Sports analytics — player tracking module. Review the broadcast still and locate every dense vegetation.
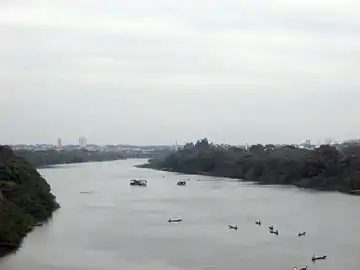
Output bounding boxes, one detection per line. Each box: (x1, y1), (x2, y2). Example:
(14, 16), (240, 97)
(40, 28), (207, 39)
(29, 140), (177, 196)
(14, 149), (126, 168)
(0, 146), (59, 257)
(141, 138), (360, 193)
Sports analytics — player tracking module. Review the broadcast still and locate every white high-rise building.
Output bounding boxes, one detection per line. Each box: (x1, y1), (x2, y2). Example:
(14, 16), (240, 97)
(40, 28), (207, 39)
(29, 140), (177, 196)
(78, 136), (87, 147)
(57, 138), (62, 147)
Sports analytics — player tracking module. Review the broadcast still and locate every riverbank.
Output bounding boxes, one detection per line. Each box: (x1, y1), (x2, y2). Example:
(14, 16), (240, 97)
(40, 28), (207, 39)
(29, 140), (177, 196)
(138, 138), (360, 195)
(0, 146), (59, 258)
(138, 163), (344, 194)
(36, 159), (125, 169)
(14, 149), (126, 168)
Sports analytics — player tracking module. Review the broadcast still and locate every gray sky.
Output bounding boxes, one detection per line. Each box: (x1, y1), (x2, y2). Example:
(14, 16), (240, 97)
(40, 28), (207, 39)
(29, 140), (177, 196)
(1, 0), (360, 145)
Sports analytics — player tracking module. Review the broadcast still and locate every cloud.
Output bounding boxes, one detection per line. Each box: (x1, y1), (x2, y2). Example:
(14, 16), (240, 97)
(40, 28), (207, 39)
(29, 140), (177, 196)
(0, 0), (359, 144)
(0, 5), (192, 36)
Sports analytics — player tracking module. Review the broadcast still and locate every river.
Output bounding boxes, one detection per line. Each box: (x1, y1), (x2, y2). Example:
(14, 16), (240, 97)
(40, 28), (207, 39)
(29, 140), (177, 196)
(1, 159), (359, 270)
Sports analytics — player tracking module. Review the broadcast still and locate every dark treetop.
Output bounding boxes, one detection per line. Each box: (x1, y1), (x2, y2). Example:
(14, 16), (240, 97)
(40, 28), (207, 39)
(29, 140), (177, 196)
(140, 138), (360, 193)
(0, 145), (59, 257)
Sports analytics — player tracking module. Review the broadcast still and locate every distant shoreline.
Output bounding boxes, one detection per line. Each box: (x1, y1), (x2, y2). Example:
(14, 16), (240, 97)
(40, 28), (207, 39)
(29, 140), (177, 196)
(137, 138), (360, 196)
(13, 148), (170, 169)
(14, 149), (127, 168)
(36, 159), (128, 169)
(143, 165), (360, 198)
(136, 163), (349, 194)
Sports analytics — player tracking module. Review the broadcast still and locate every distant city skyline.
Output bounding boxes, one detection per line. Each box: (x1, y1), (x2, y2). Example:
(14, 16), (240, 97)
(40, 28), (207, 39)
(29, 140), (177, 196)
(4, 136), (347, 147)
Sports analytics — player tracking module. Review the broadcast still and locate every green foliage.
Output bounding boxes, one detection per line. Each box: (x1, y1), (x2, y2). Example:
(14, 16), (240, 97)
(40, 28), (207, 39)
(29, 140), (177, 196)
(0, 146), (59, 257)
(0, 201), (34, 248)
(14, 149), (125, 167)
(144, 138), (360, 193)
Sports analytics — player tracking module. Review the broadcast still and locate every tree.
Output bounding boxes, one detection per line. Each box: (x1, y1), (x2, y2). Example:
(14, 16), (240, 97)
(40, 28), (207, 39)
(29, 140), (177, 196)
(143, 139), (360, 193)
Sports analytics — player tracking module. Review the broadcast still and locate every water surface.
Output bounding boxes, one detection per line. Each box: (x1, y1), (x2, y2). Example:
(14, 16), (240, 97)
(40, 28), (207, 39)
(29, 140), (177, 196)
(1, 159), (359, 270)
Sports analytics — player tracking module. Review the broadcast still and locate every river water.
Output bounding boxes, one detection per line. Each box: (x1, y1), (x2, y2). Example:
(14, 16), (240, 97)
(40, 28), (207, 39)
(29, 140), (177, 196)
(1, 159), (359, 270)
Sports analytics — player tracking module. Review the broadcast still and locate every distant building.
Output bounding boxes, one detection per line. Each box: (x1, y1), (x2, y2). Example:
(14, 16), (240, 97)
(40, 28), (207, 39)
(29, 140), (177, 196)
(57, 138), (62, 148)
(244, 143), (249, 151)
(325, 138), (333, 145)
(298, 139), (315, 150)
(78, 136), (87, 148)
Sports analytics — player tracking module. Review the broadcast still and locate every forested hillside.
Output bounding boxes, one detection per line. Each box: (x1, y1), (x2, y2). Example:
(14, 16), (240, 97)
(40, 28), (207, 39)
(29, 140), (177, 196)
(0, 145), (59, 257)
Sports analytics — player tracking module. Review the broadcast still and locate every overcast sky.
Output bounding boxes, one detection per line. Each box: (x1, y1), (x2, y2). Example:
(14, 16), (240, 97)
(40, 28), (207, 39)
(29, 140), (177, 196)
(0, 0), (359, 145)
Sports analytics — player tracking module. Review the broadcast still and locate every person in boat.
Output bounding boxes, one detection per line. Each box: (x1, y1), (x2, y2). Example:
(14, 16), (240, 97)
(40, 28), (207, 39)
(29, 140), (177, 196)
(177, 180), (186, 186)
(311, 254), (327, 261)
(228, 225), (238, 230)
(294, 266), (307, 270)
(130, 179), (147, 186)
(168, 218), (182, 223)
(298, 232), (306, 237)
(255, 220), (261, 225)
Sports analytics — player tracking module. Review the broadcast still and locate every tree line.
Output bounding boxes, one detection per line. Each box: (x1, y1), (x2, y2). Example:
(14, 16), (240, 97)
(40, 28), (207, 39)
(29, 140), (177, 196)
(142, 138), (360, 193)
(14, 149), (126, 167)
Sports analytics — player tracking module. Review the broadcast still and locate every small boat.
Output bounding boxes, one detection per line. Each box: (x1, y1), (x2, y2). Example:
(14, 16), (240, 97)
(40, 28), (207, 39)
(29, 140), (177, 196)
(228, 225), (238, 230)
(255, 220), (261, 226)
(311, 254), (327, 262)
(298, 232), (307, 237)
(130, 179), (147, 186)
(349, 189), (360, 195)
(270, 229), (279, 235)
(177, 180), (186, 186)
(168, 218), (183, 223)
(294, 266), (307, 270)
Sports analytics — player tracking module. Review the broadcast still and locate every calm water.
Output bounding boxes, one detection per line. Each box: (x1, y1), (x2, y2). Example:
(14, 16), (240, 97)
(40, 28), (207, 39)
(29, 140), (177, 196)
(1, 159), (360, 270)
